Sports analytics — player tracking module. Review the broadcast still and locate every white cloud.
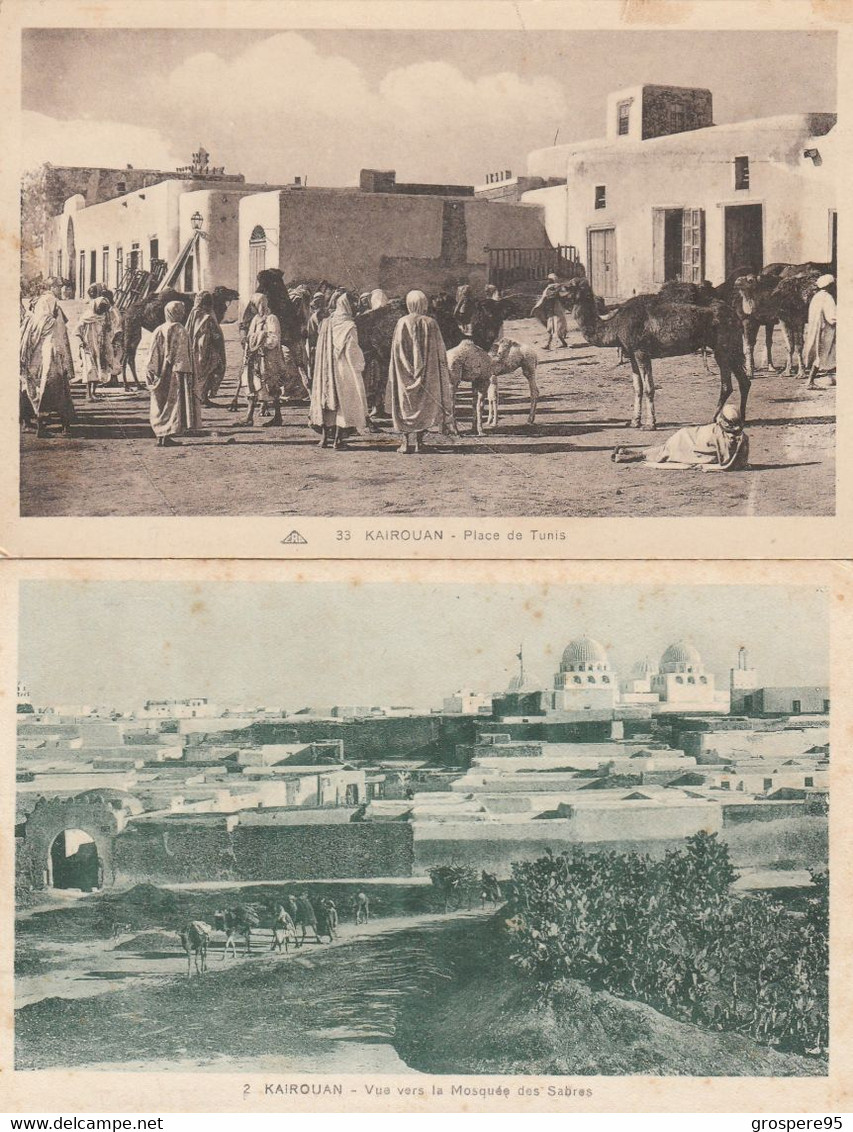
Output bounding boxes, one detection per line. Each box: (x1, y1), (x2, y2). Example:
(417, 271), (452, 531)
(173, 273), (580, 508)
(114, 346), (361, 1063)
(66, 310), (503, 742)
(22, 110), (181, 172)
(158, 34), (567, 183)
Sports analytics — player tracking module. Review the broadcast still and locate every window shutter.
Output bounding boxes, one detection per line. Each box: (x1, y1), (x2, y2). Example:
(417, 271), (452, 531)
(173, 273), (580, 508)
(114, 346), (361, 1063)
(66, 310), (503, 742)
(682, 208), (705, 282)
(652, 209), (666, 284)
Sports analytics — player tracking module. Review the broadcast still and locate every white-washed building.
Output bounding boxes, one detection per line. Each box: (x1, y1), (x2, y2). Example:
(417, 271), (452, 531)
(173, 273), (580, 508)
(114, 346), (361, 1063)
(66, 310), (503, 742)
(523, 84), (837, 301)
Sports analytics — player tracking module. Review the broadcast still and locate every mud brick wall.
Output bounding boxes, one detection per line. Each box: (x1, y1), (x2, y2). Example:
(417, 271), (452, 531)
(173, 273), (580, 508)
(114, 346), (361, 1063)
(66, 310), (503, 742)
(189, 715), (477, 764)
(114, 820), (414, 884)
(642, 87), (713, 140)
(722, 801), (806, 825)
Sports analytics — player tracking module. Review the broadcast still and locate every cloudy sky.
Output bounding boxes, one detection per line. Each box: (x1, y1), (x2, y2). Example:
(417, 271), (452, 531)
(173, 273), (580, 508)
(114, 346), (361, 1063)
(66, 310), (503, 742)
(22, 29), (836, 185)
(19, 582), (828, 711)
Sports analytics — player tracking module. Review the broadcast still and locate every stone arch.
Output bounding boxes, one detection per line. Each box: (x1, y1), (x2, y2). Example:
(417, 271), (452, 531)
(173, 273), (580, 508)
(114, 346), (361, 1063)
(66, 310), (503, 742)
(19, 797), (121, 892)
(48, 828), (101, 890)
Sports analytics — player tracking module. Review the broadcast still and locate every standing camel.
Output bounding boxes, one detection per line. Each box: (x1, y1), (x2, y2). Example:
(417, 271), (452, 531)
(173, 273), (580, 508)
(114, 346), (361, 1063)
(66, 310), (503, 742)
(561, 277), (750, 430)
(179, 921), (211, 976)
(214, 906), (256, 959)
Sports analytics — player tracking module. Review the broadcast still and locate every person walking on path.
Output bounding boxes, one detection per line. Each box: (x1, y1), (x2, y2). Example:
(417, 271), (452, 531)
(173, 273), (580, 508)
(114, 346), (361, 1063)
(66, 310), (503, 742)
(804, 273), (836, 389)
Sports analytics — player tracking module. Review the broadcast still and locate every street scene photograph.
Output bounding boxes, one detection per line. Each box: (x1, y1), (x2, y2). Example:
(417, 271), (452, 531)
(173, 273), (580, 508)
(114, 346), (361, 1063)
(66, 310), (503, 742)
(15, 578), (829, 1077)
(18, 26), (837, 519)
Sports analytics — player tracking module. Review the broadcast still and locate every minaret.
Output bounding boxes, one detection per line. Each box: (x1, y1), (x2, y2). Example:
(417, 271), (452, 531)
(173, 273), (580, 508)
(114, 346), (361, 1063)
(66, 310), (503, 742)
(516, 644), (524, 689)
(730, 646), (758, 691)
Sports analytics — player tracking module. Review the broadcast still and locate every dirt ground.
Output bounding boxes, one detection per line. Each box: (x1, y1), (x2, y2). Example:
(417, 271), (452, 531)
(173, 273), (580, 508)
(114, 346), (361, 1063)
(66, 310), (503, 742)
(20, 305), (835, 518)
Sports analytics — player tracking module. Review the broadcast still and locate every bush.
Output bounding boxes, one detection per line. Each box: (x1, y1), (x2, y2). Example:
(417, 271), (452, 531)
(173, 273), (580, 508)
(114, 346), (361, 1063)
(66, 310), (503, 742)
(506, 833), (827, 1056)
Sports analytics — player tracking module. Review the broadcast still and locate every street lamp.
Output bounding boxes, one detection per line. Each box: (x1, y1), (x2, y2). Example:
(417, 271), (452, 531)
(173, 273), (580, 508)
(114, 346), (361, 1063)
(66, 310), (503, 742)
(190, 211), (204, 232)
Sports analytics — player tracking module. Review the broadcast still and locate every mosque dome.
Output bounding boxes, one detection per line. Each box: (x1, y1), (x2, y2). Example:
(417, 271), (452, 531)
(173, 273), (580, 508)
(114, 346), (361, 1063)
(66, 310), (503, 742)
(560, 636), (609, 672)
(660, 641), (703, 674)
(632, 656), (656, 678)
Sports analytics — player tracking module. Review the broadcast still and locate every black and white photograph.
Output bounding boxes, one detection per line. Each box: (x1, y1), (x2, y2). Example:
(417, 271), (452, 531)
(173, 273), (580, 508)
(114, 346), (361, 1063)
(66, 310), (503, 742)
(14, 572), (831, 1082)
(17, 22), (838, 522)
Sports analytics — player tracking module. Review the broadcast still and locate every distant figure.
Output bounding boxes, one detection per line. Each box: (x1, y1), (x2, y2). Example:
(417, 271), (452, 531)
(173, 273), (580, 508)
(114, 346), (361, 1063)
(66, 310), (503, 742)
(186, 290), (226, 409)
(19, 292), (76, 436)
(532, 273), (568, 350)
(309, 291), (369, 449)
(804, 273), (836, 389)
(76, 297), (111, 401)
(270, 905), (296, 953)
(612, 403), (749, 470)
(317, 898), (339, 942)
(388, 290), (455, 453)
(98, 289), (124, 387)
(353, 891), (370, 925)
(145, 301), (192, 447)
(295, 892), (318, 945)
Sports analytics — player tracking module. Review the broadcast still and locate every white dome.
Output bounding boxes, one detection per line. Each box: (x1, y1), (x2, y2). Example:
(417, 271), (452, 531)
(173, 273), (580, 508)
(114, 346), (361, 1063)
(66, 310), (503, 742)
(660, 641), (703, 673)
(560, 636), (609, 671)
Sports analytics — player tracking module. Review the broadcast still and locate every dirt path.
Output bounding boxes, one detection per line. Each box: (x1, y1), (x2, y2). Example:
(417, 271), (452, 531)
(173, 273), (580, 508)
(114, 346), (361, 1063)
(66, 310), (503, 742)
(21, 309), (835, 518)
(16, 907), (490, 1010)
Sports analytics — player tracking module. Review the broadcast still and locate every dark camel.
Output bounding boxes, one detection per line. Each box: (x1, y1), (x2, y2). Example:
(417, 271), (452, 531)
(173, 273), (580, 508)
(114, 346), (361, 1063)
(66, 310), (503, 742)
(121, 286), (238, 387)
(562, 277), (750, 429)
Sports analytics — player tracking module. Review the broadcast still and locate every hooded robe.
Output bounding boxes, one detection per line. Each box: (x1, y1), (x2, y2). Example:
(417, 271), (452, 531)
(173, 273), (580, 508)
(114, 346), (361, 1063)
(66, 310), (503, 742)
(389, 290), (454, 434)
(19, 293), (76, 427)
(309, 293), (368, 431)
(145, 301), (191, 438)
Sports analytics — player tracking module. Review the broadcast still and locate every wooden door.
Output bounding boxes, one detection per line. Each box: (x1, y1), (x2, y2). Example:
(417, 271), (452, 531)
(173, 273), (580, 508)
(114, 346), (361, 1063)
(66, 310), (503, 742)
(724, 204), (763, 277)
(589, 227), (617, 300)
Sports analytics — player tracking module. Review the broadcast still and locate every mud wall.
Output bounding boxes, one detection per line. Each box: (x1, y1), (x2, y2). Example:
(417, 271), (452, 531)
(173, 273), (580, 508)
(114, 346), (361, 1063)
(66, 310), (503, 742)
(113, 820), (414, 884)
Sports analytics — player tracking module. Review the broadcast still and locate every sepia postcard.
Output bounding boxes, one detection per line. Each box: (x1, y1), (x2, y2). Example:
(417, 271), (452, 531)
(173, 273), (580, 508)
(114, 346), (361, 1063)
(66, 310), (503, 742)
(0, 558), (850, 1112)
(0, 0), (850, 560)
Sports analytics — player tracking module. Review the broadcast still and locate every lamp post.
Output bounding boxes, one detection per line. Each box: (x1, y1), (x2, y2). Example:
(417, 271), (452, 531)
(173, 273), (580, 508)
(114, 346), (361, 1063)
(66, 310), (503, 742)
(190, 211), (204, 233)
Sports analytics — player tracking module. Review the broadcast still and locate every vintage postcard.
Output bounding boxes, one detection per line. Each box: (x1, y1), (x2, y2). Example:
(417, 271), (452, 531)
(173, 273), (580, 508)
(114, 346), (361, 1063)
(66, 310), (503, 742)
(0, 559), (849, 1112)
(0, 0), (850, 559)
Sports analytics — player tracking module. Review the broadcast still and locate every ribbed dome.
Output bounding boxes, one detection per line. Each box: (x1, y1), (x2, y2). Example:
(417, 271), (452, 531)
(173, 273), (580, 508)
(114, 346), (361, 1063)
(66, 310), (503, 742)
(632, 655), (656, 677)
(660, 641), (703, 673)
(560, 636), (609, 671)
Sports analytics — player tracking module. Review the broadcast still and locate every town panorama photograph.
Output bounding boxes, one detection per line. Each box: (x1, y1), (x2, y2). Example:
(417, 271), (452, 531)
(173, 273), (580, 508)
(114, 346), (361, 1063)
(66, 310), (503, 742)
(15, 580), (829, 1077)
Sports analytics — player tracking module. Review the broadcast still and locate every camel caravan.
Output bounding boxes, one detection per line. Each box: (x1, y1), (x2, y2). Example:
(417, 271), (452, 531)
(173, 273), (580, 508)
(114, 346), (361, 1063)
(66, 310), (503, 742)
(177, 893), (345, 977)
(21, 254), (835, 467)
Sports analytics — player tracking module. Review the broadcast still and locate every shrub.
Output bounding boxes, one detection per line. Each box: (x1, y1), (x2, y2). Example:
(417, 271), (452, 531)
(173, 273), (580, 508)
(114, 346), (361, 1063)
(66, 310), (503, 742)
(506, 834), (827, 1056)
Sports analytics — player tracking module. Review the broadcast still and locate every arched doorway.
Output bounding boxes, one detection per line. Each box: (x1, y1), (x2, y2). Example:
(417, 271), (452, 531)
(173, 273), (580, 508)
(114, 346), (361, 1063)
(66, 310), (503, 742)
(48, 828), (101, 891)
(249, 225), (266, 281)
(66, 217), (76, 293)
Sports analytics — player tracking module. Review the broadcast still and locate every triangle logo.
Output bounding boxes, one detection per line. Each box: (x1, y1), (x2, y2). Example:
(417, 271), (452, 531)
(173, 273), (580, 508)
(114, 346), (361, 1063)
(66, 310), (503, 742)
(282, 530), (308, 545)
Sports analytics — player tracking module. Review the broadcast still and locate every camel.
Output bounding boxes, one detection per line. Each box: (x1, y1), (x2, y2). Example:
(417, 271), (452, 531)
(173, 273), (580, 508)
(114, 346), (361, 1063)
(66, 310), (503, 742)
(121, 286), (238, 387)
(489, 338), (540, 426)
(179, 920), (211, 976)
(727, 273), (781, 377)
(759, 264), (826, 377)
(561, 277), (750, 429)
(213, 907), (257, 959)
